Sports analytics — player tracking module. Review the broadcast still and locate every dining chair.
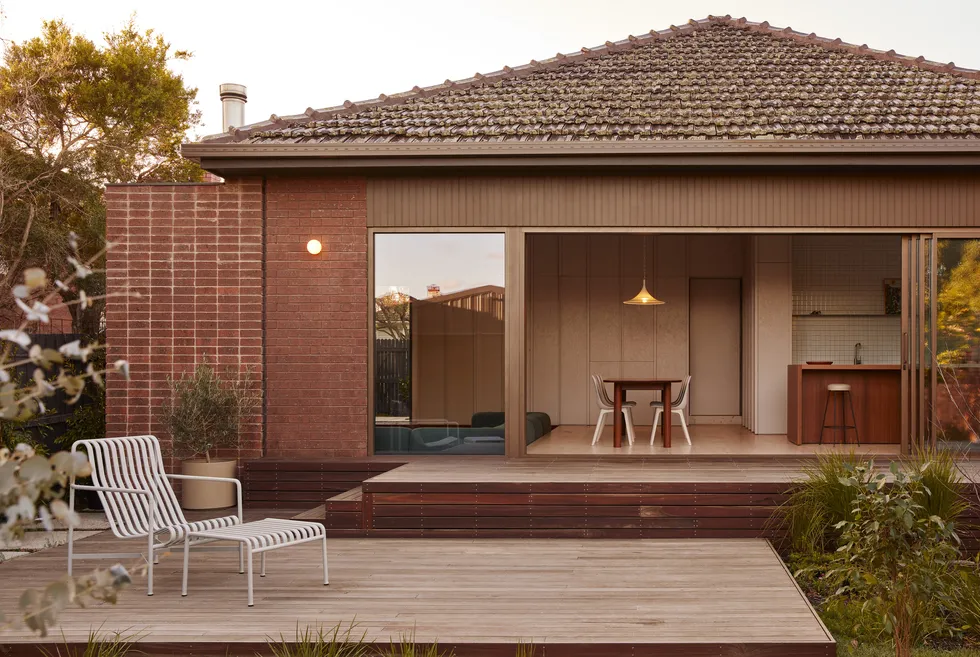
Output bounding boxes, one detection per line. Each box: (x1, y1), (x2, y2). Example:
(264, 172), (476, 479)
(590, 374), (637, 446)
(650, 375), (692, 445)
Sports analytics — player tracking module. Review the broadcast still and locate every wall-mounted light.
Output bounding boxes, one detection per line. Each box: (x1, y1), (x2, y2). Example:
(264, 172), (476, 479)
(307, 239), (322, 255)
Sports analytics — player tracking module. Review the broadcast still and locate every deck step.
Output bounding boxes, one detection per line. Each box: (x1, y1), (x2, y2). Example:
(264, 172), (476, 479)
(324, 486), (364, 533)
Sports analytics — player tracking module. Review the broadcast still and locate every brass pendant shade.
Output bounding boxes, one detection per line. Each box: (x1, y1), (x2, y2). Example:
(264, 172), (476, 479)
(624, 238), (664, 306)
(624, 279), (664, 305)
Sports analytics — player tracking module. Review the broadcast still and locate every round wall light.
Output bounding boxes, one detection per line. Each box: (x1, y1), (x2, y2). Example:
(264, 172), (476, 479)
(307, 239), (323, 255)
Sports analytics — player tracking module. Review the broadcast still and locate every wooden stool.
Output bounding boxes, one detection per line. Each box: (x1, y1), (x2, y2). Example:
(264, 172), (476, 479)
(820, 383), (860, 445)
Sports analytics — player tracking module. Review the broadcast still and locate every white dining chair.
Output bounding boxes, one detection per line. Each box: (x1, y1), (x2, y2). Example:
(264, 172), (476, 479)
(590, 374), (637, 445)
(650, 375), (692, 445)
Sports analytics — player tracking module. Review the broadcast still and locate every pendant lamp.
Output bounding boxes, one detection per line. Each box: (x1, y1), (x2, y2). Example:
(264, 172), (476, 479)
(624, 237), (664, 306)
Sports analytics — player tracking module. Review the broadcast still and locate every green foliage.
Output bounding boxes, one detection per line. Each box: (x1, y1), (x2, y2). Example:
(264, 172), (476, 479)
(267, 623), (369, 657)
(40, 627), (143, 657)
(779, 452), (863, 553)
(0, 17), (202, 187)
(790, 551), (840, 598)
(0, 17), (202, 334)
(265, 625), (458, 657)
(0, 415), (47, 455)
(821, 597), (886, 648)
(936, 240), (980, 366)
(379, 632), (452, 657)
(908, 448), (969, 524)
(825, 461), (962, 657)
(159, 361), (256, 461)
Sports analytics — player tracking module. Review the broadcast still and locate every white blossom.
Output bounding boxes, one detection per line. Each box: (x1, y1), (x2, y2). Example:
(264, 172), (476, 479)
(0, 329), (31, 348)
(15, 298), (50, 323)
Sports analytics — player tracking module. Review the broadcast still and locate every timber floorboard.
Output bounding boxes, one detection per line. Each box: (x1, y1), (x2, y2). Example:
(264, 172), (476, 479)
(0, 530), (834, 656)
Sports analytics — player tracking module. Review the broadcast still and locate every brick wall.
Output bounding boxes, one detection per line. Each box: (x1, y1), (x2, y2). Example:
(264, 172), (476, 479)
(104, 176), (369, 462)
(265, 177), (368, 457)
(105, 180), (264, 464)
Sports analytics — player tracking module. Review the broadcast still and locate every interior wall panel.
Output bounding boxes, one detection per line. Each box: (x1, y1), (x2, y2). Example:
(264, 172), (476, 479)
(528, 234), (699, 428)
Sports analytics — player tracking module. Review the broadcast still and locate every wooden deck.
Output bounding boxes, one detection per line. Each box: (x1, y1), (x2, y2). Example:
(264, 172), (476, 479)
(315, 458), (980, 544)
(0, 529), (834, 656)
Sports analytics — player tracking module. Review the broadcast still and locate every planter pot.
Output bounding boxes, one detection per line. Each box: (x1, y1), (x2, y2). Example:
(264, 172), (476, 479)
(180, 459), (237, 510)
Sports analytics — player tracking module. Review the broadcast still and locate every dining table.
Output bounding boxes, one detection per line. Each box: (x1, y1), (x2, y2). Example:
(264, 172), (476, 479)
(603, 378), (682, 448)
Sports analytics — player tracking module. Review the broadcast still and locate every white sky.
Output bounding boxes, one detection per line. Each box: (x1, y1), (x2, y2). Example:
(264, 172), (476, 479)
(3, 0), (980, 138)
(374, 233), (505, 300)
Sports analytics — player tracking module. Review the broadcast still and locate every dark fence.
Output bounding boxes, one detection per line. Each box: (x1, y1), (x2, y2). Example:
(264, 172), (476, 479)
(6, 333), (92, 449)
(375, 338), (410, 417)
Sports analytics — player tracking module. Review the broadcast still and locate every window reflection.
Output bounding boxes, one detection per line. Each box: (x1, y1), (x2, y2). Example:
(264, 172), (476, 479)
(373, 234), (505, 454)
(934, 239), (980, 447)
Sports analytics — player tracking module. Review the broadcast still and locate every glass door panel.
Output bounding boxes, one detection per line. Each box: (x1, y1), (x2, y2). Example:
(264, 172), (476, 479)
(933, 238), (980, 451)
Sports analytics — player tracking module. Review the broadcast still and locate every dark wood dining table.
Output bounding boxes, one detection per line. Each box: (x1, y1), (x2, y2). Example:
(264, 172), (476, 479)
(603, 378), (682, 448)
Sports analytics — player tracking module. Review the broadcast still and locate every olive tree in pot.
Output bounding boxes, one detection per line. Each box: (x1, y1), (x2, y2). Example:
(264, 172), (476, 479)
(160, 361), (257, 510)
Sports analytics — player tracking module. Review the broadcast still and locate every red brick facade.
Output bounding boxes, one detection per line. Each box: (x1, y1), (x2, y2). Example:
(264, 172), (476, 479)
(104, 176), (368, 462)
(264, 177), (368, 457)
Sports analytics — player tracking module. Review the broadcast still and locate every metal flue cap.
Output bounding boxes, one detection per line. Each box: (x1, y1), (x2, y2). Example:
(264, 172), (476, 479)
(219, 83), (247, 132)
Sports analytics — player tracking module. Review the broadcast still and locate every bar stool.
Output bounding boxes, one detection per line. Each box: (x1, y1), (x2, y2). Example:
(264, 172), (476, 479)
(820, 383), (860, 445)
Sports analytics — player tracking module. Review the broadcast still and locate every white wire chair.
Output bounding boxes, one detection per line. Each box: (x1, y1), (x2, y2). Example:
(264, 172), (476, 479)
(68, 435), (243, 596)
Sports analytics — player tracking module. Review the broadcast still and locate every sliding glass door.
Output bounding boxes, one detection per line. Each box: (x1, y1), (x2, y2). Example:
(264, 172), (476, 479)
(901, 235), (930, 453)
(932, 237), (980, 450)
(904, 233), (980, 453)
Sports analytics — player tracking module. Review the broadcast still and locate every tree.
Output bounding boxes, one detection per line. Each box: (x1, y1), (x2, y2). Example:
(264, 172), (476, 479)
(0, 18), (203, 335)
(934, 240), (980, 442)
(375, 290), (412, 340)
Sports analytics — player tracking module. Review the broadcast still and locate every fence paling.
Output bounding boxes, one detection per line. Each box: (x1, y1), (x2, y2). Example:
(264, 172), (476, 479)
(375, 338), (410, 416)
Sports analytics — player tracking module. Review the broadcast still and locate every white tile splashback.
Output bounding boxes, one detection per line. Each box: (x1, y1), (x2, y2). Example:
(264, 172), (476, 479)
(792, 235), (902, 365)
(793, 316), (901, 365)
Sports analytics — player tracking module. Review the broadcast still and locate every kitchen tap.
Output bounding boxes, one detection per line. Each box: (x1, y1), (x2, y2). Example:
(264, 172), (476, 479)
(854, 342), (862, 365)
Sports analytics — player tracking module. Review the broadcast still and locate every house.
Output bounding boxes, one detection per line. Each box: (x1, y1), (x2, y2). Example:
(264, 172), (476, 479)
(105, 16), (980, 465)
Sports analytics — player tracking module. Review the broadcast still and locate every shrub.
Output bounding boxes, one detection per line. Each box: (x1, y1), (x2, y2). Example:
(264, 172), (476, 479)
(826, 461), (962, 657)
(779, 452), (863, 553)
(908, 448), (970, 524)
(158, 360), (256, 461)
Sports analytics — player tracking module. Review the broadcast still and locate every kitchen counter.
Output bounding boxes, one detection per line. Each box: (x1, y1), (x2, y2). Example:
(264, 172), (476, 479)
(787, 364), (901, 445)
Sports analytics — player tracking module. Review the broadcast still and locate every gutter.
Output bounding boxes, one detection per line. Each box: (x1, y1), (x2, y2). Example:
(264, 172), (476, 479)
(181, 139), (980, 172)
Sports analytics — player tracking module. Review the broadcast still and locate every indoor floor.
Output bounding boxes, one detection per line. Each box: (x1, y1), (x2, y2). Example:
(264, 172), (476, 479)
(526, 423), (902, 456)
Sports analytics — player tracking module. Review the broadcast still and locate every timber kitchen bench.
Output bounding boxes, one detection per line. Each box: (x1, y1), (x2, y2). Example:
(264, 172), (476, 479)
(787, 364), (901, 445)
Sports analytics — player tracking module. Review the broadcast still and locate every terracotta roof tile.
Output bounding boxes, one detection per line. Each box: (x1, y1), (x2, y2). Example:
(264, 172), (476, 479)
(207, 16), (980, 144)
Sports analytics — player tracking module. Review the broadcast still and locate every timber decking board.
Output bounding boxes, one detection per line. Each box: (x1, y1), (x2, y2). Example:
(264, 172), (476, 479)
(0, 532), (834, 656)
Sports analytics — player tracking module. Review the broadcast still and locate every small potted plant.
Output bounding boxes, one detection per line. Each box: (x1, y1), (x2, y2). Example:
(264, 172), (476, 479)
(159, 360), (256, 510)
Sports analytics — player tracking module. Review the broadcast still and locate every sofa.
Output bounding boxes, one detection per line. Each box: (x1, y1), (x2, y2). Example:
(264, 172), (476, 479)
(472, 411), (553, 446)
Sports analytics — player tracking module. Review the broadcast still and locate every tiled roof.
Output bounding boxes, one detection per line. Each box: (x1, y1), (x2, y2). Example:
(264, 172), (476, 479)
(210, 16), (980, 144)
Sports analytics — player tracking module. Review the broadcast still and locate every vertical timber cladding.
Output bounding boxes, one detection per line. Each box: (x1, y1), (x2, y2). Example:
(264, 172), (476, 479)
(366, 173), (980, 229)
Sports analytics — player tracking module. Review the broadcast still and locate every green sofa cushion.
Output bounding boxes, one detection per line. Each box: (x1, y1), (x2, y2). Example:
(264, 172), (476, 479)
(526, 412), (552, 439)
(471, 411), (506, 428)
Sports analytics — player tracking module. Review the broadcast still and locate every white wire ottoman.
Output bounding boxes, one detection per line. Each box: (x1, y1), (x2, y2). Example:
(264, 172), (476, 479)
(181, 518), (328, 606)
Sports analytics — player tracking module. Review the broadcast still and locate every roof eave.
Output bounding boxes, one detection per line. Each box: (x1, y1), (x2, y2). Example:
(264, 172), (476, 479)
(182, 139), (980, 173)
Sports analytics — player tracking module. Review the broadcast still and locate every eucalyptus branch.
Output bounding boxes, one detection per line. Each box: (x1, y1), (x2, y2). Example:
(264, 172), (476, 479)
(2, 367), (118, 411)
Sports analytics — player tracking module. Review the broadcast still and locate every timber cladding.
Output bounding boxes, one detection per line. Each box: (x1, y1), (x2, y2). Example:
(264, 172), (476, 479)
(366, 173), (980, 228)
